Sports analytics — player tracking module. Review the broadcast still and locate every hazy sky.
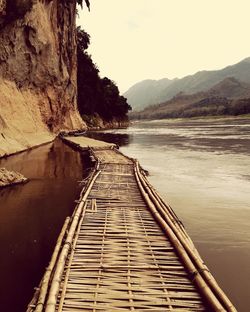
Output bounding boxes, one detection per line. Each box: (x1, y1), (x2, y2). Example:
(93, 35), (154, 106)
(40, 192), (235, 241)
(78, 0), (250, 93)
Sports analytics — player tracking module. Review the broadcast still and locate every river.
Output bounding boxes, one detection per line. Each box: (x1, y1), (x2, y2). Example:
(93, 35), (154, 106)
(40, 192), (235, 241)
(0, 117), (250, 311)
(88, 117), (250, 312)
(0, 140), (89, 312)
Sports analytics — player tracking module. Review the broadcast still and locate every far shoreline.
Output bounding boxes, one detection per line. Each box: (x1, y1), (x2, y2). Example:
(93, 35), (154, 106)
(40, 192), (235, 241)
(130, 113), (250, 124)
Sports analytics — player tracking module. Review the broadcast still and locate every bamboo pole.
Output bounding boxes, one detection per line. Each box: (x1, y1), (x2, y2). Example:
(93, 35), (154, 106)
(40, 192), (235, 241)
(57, 213), (85, 311)
(89, 148), (100, 170)
(91, 198), (97, 211)
(137, 163), (199, 254)
(27, 285), (42, 312)
(140, 172), (191, 238)
(135, 162), (236, 311)
(45, 170), (101, 312)
(34, 217), (70, 312)
(134, 164), (234, 312)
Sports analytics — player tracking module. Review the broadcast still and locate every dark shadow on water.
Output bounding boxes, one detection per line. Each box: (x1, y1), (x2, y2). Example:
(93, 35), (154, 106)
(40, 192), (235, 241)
(0, 139), (90, 312)
(86, 131), (131, 147)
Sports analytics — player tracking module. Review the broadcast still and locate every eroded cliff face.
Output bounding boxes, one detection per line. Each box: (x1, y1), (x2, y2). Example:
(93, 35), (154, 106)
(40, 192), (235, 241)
(0, 0), (85, 157)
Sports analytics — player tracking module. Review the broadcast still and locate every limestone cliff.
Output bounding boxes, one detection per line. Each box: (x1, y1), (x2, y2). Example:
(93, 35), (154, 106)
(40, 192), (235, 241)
(0, 0), (85, 157)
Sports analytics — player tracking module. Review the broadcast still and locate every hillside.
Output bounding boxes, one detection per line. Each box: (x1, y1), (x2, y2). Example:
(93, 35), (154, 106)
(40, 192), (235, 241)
(125, 57), (250, 111)
(209, 77), (250, 98)
(123, 78), (174, 111)
(131, 77), (250, 120)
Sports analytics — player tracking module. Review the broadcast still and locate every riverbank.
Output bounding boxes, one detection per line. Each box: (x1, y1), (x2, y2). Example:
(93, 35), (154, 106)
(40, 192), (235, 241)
(0, 137), (56, 159)
(0, 119), (128, 159)
(82, 114), (130, 130)
(131, 113), (250, 124)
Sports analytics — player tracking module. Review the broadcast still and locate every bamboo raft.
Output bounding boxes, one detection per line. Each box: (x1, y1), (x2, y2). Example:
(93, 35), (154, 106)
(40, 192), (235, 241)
(27, 144), (236, 312)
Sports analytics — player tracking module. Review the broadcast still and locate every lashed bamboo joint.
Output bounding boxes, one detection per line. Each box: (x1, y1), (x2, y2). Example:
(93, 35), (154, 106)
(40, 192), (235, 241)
(27, 142), (236, 312)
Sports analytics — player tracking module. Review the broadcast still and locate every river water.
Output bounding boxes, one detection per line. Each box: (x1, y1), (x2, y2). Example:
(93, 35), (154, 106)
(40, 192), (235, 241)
(0, 118), (250, 311)
(88, 117), (250, 312)
(0, 140), (89, 312)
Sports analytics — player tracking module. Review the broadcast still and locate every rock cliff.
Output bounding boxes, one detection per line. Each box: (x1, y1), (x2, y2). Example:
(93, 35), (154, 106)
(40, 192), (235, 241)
(0, 0), (85, 157)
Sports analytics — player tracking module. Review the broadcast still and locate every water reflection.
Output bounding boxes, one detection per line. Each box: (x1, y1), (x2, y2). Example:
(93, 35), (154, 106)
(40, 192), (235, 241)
(0, 139), (88, 312)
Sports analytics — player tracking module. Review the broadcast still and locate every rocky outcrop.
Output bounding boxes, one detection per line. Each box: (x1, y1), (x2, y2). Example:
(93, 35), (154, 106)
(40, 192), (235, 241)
(0, 0), (85, 157)
(0, 167), (28, 187)
(82, 113), (130, 130)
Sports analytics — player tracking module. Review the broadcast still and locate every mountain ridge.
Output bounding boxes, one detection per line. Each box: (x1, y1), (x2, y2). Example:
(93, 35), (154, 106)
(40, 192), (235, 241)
(124, 57), (250, 112)
(123, 78), (174, 111)
(130, 76), (250, 120)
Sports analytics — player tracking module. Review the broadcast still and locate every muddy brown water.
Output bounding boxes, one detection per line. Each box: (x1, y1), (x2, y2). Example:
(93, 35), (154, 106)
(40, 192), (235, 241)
(0, 140), (90, 312)
(88, 117), (250, 312)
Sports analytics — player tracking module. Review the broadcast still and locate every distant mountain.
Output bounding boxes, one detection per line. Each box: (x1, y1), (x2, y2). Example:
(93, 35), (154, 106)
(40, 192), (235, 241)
(130, 77), (250, 119)
(123, 78), (175, 111)
(124, 57), (250, 111)
(209, 77), (250, 98)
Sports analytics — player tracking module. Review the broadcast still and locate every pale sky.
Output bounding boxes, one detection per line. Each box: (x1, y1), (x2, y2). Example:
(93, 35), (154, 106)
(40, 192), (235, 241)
(77, 0), (250, 93)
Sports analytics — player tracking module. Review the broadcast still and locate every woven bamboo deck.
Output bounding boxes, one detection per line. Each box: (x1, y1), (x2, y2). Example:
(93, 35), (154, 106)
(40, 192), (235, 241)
(28, 144), (236, 312)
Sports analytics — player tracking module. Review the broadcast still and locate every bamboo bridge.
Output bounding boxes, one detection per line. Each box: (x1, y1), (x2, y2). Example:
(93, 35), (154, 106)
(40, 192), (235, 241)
(27, 137), (236, 312)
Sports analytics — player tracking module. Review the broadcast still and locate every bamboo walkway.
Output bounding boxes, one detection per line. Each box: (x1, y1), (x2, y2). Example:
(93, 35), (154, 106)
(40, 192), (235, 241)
(28, 144), (236, 312)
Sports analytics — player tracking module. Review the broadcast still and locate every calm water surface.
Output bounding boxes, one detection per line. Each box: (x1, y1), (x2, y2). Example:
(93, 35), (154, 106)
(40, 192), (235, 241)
(89, 117), (250, 312)
(0, 140), (89, 312)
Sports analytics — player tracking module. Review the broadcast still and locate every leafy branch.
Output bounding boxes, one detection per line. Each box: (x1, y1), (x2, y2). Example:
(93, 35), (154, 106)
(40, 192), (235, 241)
(77, 0), (90, 11)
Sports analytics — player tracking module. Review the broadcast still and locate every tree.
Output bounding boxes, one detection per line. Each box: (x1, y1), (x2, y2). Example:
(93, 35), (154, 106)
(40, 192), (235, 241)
(76, 27), (131, 124)
(77, 26), (90, 51)
(77, 0), (90, 11)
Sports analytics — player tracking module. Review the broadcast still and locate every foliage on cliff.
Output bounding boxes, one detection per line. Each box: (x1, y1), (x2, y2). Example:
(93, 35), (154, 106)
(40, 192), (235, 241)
(77, 0), (90, 11)
(1, 0), (90, 25)
(77, 27), (131, 124)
